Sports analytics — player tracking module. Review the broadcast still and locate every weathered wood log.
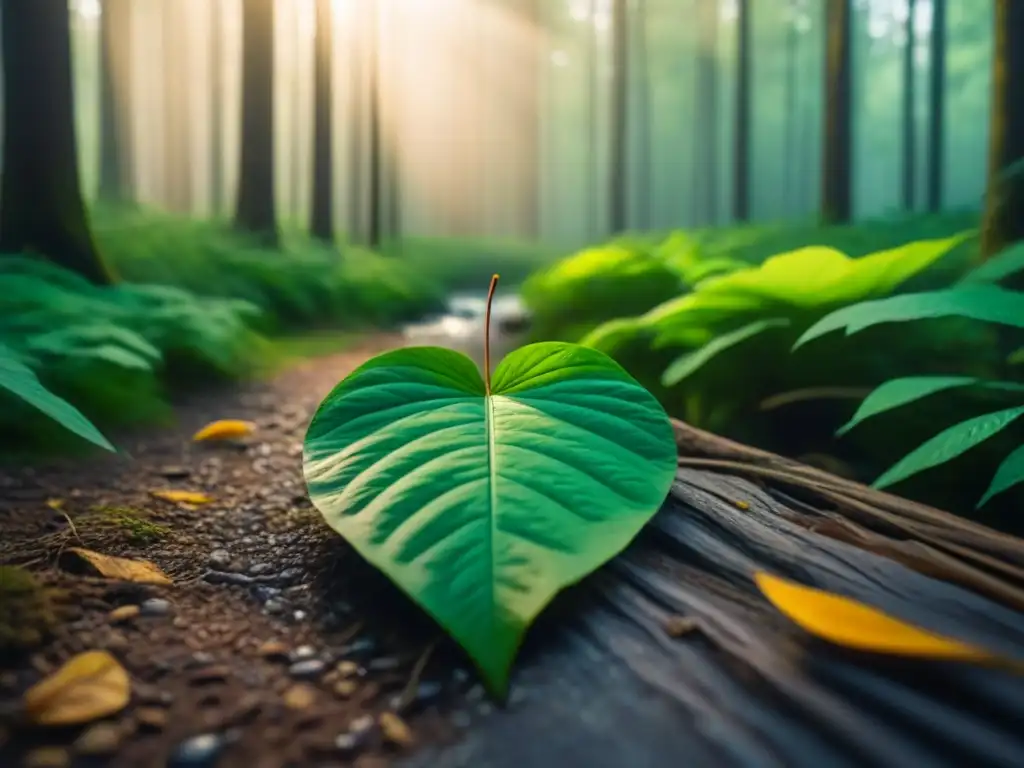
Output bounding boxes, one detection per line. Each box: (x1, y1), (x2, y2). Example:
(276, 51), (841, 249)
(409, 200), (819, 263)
(403, 419), (1024, 768)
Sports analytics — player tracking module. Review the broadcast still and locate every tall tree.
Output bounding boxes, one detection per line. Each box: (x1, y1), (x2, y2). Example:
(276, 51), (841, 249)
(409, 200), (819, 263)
(585, 0), (598, 238)
(310, 0), (335, 241)
(821, 0), (853, 223)
(234, 0), (280, 245)
(163, 0), (193, 213)
(732, 0), (751, 221)
(0, 0), (110, 284)
(347, 0), (366, 242)
(634, 0), (652, 230)
(980, 0), (1024, 260)
(695, 0), (719, 224)
(926, 0), (947, 212)
(609, 0), (629, 233)
(901, 0), (917, 209)
(783, 3), (798, 213)
(98, 0), (134, 203)
(210, 0), (225, 216)
(365, 0), (383, 247)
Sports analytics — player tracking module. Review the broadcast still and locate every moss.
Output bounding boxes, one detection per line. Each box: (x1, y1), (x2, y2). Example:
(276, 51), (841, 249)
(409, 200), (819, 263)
(0, 566), (57, 652)
(83, 505), (171, 545)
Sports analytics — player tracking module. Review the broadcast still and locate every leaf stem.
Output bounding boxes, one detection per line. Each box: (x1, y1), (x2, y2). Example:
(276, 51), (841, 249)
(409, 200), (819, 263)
(484, 273), (500, 395)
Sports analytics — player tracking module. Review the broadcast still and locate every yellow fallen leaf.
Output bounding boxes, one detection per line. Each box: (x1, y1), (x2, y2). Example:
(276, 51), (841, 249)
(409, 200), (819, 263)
(45, 498), (65, 511)
(754, 571), (992, 661)
(192, 419), (256, 442)
(150, 490), (213, 506)
(24, 651), (130, 726)
(65, 548), (172, 585)
(734, 500), (750, 510)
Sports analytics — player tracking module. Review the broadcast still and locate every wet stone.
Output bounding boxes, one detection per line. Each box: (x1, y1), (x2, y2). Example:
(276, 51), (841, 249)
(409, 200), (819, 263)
(264, 599), (286, 615)
(288, 659), (326, 679)
(248, 562), (272, 576)
(292, 609), (308, 623)
(204, 571), (254, 587)
(74, 723), (123, 755)
(252, 586), (281, 602)
(208, 550), (233, 569)
(140, 598), (172, 616)
(289, 645), (317, 662)
(168, 733), (228, 767)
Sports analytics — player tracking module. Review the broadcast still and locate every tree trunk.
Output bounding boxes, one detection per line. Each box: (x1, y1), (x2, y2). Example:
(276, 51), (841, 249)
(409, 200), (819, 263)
(821, 0), (853, 224)
(926, 0), (946, 212)
(0, 0), (110, 284)
(347, 0), (365, 243)
(310, 0), (334, 242)
(234, 0), (280, 245)
(98, 0), (133, 204)
(902, 0), (917, 210)
(980, 0), (1024, 260)
(634, 0), (651, 230)
(163, 0), (192, 213)
(366, 0), (382, 248)
(732, 0), (751, 222)
(609, 0), (628, 234)
(695, 0), (718, 225)
(210, 0), (224, 217)
(784, 6), (797, 213)
(586, 0), (598, 238)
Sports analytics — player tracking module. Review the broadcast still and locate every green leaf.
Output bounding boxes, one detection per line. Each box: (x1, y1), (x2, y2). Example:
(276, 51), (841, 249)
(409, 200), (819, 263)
(303, 342), (677, 697)
(0, 345), (114, 451)
(836, 376), (980, 436)
(661, 318), (791, 387)
(977, 444), (1024, 508)
(960, 241), (1024, 284)
(794, 285), (1024, 349)
(1009, 347), (1024, 366)
(872, 406), (1024, 490)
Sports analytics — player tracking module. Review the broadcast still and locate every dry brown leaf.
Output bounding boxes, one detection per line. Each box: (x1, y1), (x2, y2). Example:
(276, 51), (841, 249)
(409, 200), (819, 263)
(65, 548), (172, 585)
(150, 490), (213, 506)
(24, 651), (130, 726)
(192, 419), (256, 442)
(754, 571), (993, 661)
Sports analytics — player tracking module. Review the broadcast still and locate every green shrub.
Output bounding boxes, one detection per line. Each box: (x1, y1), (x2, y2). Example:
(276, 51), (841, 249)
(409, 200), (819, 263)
(795, 241), (1024, 510)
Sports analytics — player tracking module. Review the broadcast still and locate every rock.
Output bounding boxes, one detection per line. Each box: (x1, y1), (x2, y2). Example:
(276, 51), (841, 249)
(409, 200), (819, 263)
(289, 644), (317, 662)
(263, 599), (286, 615)
(204, 571), (253, 587)
(189, 651), (216, 667)
(257, 640), (289, 659)
(336, 660), (359, 677)
(136, 706), (169, 730)
(283, 683), (318, 710)
(207, 550), (233, 569)
(292, 609), (308, 622)
(248, 562), (272, 576)
(288, 659), (326, 679)
(74, 723), (123, 755)
(379, 711), (414, 748)
(160, 466), (191, 480)
(104, 632), (129, 651)
(168, 733), (228, 767)
(252, 586), (281, 602)
(23, 747), (69, 768)
(140, 598), (172, 616)
(109, 605), (140, 622)
(333, 679), (358, 698)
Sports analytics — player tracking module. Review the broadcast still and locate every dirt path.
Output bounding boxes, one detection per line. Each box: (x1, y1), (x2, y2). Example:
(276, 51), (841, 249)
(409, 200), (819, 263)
(0, 335), (474, 768)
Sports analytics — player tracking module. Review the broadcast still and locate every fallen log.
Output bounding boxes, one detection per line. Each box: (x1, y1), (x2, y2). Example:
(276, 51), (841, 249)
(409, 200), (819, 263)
(403, 419), (1024, 768)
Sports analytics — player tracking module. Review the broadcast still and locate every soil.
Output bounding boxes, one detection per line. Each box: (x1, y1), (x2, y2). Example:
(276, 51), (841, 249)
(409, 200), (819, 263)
(0, 335), (482, 768)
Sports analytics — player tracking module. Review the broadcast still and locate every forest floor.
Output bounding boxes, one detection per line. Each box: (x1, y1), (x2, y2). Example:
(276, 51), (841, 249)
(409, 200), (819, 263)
(0, 334), (480, 768)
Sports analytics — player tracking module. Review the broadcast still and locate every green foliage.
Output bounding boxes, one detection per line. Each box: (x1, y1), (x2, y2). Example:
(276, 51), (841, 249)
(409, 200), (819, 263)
(804, 241), (1024, 509)
(303, 342), (677, 697)
(521, 243), (684, 342)
(0, 255), (262, 452)
(0, 342), (113, 451)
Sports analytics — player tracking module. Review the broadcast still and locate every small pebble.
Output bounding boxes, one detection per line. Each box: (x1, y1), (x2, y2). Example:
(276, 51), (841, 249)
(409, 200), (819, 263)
(288, 659), (326, 679)
(257, 640), (289, 659)
(160, 465), (191, 480)
(248, 563), (272, 576)
(334, 717), (374, 754)
(283, 683), (318, 710)
(140, 598), (172, 616)
(189, 651), (216, 666)
(23, 747), (69, 768)
(379, 711), (414, 748)
(289, 644), (317, 662)
(168, 733), (227, 767)
(208, 550), (232, 569)
(263, 599), (286, 615)
(333, 679), (358, 698)
(292, 609), (307, 622)
(336, 660), (359, 677)
(109, 605), (140, 623)
(74, 723), (123, 755)
(664, 615), (698, 638)
(136, 706), (169, 730)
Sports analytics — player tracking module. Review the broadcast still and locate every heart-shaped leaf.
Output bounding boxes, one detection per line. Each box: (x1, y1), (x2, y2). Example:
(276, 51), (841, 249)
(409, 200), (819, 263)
(303, 341), (676, 696)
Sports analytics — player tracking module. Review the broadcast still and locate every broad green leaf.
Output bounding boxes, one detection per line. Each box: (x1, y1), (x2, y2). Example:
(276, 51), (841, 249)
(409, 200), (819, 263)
(836, 377), (980, 436)
(661, 318), (791, 387)
(794, 285), (1024, 349)
(960, 241), (1024, 284)
(978, 444), (1024, 508)
(0, 345), (114, 451)
(1010, 347), (1024, 366)
(303, 342), (677, 697)
(873, 406), (1024, 490)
